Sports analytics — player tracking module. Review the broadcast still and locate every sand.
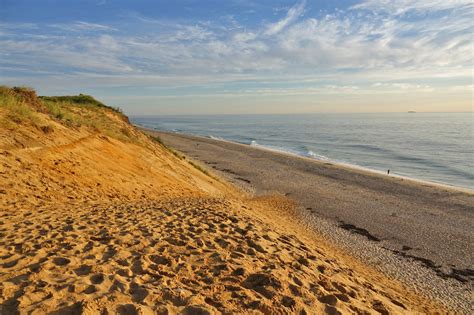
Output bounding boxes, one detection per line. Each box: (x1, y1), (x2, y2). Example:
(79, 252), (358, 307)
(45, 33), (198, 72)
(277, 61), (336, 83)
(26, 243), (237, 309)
(143, 129), (474, 312)
(1, 196), (438, 314)
(0, 105), (451, 314)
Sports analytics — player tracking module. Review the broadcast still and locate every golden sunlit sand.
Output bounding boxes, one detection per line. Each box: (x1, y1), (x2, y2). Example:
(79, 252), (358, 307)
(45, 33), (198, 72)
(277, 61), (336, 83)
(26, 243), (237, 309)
(0, 88), (445, 313)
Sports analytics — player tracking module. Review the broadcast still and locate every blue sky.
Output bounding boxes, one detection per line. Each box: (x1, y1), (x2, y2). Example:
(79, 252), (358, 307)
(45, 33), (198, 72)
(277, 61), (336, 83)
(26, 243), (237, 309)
(1, 0), (472, 114)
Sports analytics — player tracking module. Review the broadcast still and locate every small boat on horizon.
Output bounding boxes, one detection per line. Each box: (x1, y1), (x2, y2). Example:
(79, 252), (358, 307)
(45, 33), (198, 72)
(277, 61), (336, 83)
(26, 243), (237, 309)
(408, 111), (416, 113)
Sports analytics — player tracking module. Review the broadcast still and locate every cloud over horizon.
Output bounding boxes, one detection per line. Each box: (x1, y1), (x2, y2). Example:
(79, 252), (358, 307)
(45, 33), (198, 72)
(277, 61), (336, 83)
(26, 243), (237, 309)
(0, 0), (472, 114)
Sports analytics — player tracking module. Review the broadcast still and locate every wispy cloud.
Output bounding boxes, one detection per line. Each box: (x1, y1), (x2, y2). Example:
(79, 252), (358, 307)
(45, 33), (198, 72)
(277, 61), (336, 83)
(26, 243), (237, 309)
(0, 0), (472, 109)
(372, 82), (434, 92)
(449, 85), (474, 91)
(49, 21), (117, 32)
(264, 0), (306, 35)
(352, 0), (473, 15)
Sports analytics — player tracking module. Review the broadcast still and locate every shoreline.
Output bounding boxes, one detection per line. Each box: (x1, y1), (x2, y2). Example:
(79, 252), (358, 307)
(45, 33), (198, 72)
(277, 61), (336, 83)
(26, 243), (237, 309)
(141, 127), (474, 312)
(139, 127), (473, 194)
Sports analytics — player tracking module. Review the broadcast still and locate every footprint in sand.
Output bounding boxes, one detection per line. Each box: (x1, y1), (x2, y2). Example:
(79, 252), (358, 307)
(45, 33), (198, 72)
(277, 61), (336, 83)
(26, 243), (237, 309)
(52, 257), (70, 266)
(90, 273), (104, 284)
(74, 264), (92, 276)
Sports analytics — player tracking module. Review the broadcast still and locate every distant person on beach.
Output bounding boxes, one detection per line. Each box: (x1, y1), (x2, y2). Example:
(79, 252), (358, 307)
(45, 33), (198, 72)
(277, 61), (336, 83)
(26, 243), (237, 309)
(387, 169), (390, 175)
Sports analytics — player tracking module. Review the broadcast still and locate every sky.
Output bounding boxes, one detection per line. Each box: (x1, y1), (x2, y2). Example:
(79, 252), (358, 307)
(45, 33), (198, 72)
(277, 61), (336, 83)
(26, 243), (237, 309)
(0, 0), (473, 114)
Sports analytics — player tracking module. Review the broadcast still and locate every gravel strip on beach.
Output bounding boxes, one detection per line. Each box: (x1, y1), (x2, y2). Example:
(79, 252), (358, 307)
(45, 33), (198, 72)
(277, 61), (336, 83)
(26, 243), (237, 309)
(299, 210), (473, 312)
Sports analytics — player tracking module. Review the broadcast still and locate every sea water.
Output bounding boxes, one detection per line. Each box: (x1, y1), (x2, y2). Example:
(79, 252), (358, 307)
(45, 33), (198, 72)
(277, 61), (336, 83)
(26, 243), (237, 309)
(131, 113), (474, 189)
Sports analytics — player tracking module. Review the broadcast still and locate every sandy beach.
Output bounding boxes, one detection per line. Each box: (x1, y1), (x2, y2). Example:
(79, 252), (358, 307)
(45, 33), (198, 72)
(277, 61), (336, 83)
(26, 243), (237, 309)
(2, 0), (473, 313)
(0, 88), (466, 313)
(143, 129), (474, 311)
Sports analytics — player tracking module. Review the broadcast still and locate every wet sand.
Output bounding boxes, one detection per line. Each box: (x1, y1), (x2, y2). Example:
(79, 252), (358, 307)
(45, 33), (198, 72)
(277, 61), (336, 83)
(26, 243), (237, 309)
(144, 129), (474, 311)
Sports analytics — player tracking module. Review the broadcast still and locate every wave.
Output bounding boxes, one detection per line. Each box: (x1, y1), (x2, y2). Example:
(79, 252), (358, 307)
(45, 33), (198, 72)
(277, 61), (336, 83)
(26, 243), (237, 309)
(250, 140), (330, 162)
(306, 150), (329, 161)
(209, 135), (225, 141)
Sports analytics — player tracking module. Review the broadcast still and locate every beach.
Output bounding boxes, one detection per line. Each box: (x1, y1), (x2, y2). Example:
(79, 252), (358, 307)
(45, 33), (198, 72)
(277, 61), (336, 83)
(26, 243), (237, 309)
(143, 129), (474, 311)
(0, 88), (468, 313)
(2, 0), (473, 313)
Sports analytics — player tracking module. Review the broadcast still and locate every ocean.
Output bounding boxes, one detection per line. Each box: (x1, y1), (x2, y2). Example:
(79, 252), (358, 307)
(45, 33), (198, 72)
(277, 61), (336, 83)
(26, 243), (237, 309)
(131, 113), (474, 189)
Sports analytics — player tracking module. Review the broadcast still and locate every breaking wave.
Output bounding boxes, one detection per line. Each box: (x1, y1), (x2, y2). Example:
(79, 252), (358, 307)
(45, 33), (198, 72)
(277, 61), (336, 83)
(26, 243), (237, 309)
(250, 140), (330, 162)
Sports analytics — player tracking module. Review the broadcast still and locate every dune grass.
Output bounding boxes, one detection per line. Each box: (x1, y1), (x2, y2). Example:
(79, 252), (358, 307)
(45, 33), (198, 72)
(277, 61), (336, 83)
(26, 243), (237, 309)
(41, 99), (135, 142)
(150, 135), (185, 159)
(40, 94), (124, 115)
(188, 160), (210, 176)
(149, 134), (213, 176)
(0, 86), (38, 126)
(0, 87), (33, 117)
(0, 86), (134, 142)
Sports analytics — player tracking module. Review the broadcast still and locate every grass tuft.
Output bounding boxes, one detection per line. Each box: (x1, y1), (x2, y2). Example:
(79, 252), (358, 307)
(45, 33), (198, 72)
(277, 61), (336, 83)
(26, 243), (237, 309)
(150, 135), (186, 160)
(188, 161), (210, 176)
(0, 86), (38, 125)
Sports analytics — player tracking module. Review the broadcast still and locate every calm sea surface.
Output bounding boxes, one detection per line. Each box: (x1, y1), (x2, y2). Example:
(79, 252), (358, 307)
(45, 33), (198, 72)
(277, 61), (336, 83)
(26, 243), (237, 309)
(131, 113), (474, 189)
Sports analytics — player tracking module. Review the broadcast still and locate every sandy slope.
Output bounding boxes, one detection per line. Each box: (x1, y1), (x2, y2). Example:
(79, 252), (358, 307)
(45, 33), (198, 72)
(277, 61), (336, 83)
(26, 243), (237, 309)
(0, 100), (444, 313)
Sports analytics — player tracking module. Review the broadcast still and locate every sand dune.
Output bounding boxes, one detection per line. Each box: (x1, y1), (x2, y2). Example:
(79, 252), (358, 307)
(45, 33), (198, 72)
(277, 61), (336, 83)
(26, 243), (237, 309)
(0, 88), (444, 313)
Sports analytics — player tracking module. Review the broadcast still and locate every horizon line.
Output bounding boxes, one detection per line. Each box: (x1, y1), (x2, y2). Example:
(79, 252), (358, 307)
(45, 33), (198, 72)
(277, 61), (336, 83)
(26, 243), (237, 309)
(128, 111), (473, 117)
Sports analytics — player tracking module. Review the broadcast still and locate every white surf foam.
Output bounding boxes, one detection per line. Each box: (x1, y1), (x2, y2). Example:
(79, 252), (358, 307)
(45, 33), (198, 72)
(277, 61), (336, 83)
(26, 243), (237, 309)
(250, 141), (332, 162)
(209, 135), (225, 141)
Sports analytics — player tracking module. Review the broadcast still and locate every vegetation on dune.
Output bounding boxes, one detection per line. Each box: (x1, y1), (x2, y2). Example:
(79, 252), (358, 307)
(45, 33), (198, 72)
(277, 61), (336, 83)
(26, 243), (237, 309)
(149, 135), (213, 176)
(188, 160), (211, 176)
(150, 135), (185, 159)
(0, 86), (40, 126)
(39, 94), (124, 115)
(0, 86), (134, 142)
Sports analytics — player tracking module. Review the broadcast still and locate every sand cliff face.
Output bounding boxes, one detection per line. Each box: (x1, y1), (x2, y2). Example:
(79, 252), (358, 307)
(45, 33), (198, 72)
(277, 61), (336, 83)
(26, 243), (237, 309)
(0, 88), (442, 314)
(0, 88), (226, 211)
